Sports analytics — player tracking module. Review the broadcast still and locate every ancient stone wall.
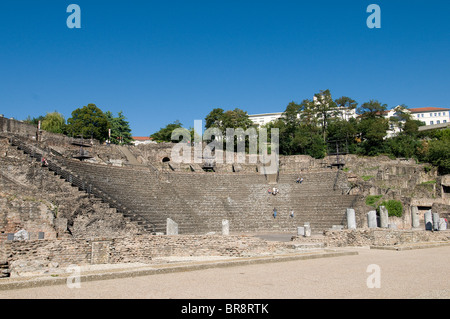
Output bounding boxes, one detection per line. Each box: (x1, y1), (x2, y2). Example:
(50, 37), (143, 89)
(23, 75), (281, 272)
(292, 229), (450, 247)
(0, 234), (285, 276)
(0, 137), (141, 240)
(0, 117), (37, 138)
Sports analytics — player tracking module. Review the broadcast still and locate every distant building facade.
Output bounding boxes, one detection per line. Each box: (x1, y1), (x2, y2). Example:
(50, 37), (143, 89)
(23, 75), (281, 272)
(408, 107), (449, 126)
(248, 112), (284, 127)
(249, 104), (449, 138)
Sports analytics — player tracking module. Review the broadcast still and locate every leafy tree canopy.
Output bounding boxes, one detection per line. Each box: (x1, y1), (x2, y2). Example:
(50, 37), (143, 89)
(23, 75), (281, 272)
(150, 120), (184, 143)
(105, 111), (133, 144)
(41, 112), (66, 134)
(66, 104), (110, 142)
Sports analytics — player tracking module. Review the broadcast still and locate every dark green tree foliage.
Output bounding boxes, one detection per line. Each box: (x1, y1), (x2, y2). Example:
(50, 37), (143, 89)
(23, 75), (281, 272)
(205, 108), (253, 134)
(312, 89), (339, 142)
(24, 115), (45, 126)
(105, 111), (133, 144)
(150, 121), (184, 143)
(357, 100), (389, 156)
(204, 108), (254, 151)
(66, 104), (110, 142)
(420, 129), (450, 175)
(205, 108), (225, 130)
(335, 96), (358, 111)
(267, 99), (327, 158)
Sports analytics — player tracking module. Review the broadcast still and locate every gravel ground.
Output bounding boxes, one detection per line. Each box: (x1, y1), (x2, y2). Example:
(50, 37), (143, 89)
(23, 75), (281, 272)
(0, 245), (448, 299)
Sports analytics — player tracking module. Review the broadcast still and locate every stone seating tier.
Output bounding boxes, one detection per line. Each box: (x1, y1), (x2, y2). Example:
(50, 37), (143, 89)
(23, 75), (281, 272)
(61, 159), (357, 234)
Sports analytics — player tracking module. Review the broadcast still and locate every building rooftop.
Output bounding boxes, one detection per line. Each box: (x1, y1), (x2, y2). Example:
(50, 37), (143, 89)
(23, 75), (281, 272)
(248, 112), (283, 117)
(132, 136), (152, 141)
(408, 107), (450, 113)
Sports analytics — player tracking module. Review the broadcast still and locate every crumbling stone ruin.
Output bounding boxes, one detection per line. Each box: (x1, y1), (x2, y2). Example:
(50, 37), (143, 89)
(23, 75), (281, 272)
(0, 117), (449, 277)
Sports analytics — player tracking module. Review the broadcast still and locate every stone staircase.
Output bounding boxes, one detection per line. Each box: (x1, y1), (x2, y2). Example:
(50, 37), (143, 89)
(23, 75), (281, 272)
(7, 136), (148, 235)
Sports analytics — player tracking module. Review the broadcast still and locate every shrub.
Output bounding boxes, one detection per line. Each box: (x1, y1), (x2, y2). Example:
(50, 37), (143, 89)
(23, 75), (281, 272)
(378, 200), (403, 217)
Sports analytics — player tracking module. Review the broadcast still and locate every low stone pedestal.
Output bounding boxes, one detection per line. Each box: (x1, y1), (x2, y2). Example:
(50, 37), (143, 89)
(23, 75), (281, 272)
(166, 218), (178, 235)
(379, 206), (389, 228)
(222, 219), (229, 236)
(346, 208), (356, 230)
(367, 211), (377, 228)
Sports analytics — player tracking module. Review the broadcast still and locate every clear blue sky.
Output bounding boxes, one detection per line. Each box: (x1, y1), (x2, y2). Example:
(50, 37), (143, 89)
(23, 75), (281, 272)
(1, 0), (449, 136)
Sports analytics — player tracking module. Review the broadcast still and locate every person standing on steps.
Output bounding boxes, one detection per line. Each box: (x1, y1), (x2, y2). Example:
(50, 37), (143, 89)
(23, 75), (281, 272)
(273, 208), (277, 219)
(290, 209), (294, 218)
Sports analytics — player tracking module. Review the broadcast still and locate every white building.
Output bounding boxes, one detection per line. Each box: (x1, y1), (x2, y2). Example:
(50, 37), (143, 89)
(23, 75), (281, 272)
(383, 106), (450, 137)
(249, 103), (449, 139)
(408, 107), (449, 126)
(249, 112), (284, 127)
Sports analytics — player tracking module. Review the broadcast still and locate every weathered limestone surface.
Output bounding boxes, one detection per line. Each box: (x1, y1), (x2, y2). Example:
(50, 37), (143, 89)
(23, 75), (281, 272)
(379, 206), (389, 228)
(367, 211), (377, 228)
(1, 234), (291, 276)
(166, 218), (178, 235)
(346, 208), (356, 229)
(292, 229), (450, 247)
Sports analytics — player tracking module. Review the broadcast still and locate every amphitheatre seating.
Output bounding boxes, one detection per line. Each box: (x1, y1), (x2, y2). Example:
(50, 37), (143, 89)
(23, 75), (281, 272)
(59, 158), (358, 234)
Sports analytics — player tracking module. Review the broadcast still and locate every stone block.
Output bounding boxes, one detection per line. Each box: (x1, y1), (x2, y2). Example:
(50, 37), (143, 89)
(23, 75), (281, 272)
(304, 223), (311, 237)
(13, 229), (29, 241)
(424, 211), (433, 231)
(166, 218), (178, 235)
(222, 219), (229, 236)
(411, 206), (420, 228)
(346, 208), (356, 230)
(379, 206), (389, 228)
(432, 213), (440, 231)
(367, 210), (377, 228)
(297, 227), (305, 236)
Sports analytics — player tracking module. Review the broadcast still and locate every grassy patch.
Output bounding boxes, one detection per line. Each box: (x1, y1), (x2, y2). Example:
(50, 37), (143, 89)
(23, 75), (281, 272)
(362, 175), (374, 181)
(378, 200), (403, 217)
(365, 195), (383, 207)
(420, 180), (436, 185)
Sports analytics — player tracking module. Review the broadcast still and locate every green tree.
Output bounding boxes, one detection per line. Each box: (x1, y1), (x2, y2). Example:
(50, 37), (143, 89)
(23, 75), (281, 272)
(150, 121), (184, 143)
(335, 96), (358, 111)
(66, 104), (110, 142)
(326, 118), (359, 154)
(312, 89), (339, 141)
(205, 108), (225, 130)
(357, 99), (388, 119)
(24, 115), (45, 126)
(41, 112), (66, 134)
(424, 129), (450, 175)
(385, 134), (421, 159)
(105, 111), (133, 144)
(357, 100), (389, 155)
(205, 107), (253, 134)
